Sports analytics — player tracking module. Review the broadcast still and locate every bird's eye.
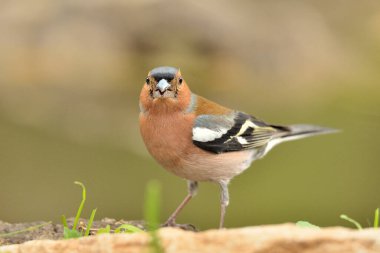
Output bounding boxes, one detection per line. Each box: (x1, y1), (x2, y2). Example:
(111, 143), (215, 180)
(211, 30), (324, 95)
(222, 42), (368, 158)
(178, 77), (183, 85)
(146, 78), (150, 85)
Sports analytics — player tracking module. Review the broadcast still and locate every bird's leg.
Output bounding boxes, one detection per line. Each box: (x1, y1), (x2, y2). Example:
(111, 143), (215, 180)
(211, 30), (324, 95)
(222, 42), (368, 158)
(219, 180), (230, 229)
(164, 180), (198, 226)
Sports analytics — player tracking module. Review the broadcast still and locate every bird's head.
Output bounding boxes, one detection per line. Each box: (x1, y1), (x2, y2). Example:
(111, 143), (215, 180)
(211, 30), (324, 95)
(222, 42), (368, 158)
(140, 66), (192, 113)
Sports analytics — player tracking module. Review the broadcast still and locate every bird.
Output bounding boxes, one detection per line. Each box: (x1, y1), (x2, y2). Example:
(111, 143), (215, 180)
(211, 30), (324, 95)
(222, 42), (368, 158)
(139, 66), (336, 229)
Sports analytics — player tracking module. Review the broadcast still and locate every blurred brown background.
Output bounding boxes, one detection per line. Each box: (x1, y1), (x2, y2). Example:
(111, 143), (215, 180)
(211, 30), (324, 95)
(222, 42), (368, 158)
(0, 0), (379, 229)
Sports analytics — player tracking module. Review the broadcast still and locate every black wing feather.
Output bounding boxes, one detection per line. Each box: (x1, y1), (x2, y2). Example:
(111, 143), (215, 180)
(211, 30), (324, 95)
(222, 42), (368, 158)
(193, 112), (288, 154)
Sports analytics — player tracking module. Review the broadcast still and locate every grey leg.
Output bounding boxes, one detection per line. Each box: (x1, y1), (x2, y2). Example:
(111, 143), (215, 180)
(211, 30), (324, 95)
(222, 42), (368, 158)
(219, 180), (230, 229)
(164, 181), (198, 226)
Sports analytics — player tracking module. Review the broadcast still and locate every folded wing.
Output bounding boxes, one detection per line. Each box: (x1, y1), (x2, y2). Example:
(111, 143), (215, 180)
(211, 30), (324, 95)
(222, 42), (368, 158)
(192, 112), (287, 154)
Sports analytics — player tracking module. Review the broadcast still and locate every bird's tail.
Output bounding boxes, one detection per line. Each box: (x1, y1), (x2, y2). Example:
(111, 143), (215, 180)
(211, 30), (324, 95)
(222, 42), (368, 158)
(261, 124), (338, 156)
(278, 124), (339, 142)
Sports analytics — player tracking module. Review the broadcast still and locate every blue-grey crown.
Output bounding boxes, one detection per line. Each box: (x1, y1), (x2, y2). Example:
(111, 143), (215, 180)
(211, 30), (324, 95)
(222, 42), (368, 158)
(150, 66), (178, 82)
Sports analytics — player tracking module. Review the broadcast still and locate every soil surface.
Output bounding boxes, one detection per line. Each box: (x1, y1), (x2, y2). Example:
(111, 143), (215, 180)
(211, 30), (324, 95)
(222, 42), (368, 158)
(0, 218), (196, 245)
(2, 224), (380, 253)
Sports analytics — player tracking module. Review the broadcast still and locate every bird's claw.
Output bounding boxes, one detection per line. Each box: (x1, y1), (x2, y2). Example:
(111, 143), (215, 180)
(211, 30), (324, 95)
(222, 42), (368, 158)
(161, 220), (198, 231)
(163, 219), (177, 227)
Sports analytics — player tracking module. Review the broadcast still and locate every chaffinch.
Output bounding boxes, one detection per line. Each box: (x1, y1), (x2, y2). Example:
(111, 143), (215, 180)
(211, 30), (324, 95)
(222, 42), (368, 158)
(139, 66), (335, 228)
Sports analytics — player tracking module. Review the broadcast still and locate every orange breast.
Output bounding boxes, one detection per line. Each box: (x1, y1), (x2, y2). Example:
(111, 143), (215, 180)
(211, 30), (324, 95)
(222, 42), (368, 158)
(139, 111), (197, 171)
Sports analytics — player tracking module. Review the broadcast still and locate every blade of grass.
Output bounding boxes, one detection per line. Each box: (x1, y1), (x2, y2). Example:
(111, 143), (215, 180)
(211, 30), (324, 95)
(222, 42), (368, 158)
(144, 180), (163, 253)
(84, 208), (97, 236)
(296, 221), (320, 229)
(114, 224), (144, 233)
(0, 222), (52, 238)
(72, 181), (86, 230)
(340, 214), (363, 230)
(144, 180), (161, 230)
(374, 208), (379, 229)
(63, 227), (82, 239)
(61, 215), (68, 228)
(97, 225), (111, 234)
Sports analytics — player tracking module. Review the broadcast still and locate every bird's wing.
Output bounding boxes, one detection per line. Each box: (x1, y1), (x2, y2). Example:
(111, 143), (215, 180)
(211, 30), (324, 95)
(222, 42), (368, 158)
(192, 111), (289, 154)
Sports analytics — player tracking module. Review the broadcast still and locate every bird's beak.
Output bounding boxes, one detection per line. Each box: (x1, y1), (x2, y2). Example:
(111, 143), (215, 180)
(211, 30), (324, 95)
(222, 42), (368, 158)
(156, 79), (170, 93)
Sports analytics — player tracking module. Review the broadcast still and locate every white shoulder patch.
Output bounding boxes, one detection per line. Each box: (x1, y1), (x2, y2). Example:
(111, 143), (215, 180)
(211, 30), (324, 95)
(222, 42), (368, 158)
(192, 127), (228, 142)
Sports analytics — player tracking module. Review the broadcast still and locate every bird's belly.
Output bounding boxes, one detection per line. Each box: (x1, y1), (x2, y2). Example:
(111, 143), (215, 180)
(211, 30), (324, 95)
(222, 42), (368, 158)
(178, 150), (256, 182)
(143, 130), (256, 181)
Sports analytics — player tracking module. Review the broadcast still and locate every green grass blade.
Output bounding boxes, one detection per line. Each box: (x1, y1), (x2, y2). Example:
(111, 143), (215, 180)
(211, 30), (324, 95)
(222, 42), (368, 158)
(61, 215), (68, 228)
(340, 214), (363, 230)
(97, 225), (110, 234)
(97, 225), (111, 234)
(84, 208), (97, 236)
(374, 208), (379, 229)
(296, 221), (320, 229)
(0, 222), (52, 238)
(144, 180), (164, 253)
(64, 227), (82, 239)
(144, 180), (161, 230)
(114, 224), (144, 233)
(72, 181), (86, 230)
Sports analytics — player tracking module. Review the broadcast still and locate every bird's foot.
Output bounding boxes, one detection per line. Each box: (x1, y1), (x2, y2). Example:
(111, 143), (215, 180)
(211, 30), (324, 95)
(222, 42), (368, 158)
(162, 220), (197, 231)
(163, 218), (177, 227)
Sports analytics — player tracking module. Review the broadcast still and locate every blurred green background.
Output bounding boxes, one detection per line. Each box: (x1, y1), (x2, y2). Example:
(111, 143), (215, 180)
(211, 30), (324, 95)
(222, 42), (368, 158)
(0, 0), (379, 229)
